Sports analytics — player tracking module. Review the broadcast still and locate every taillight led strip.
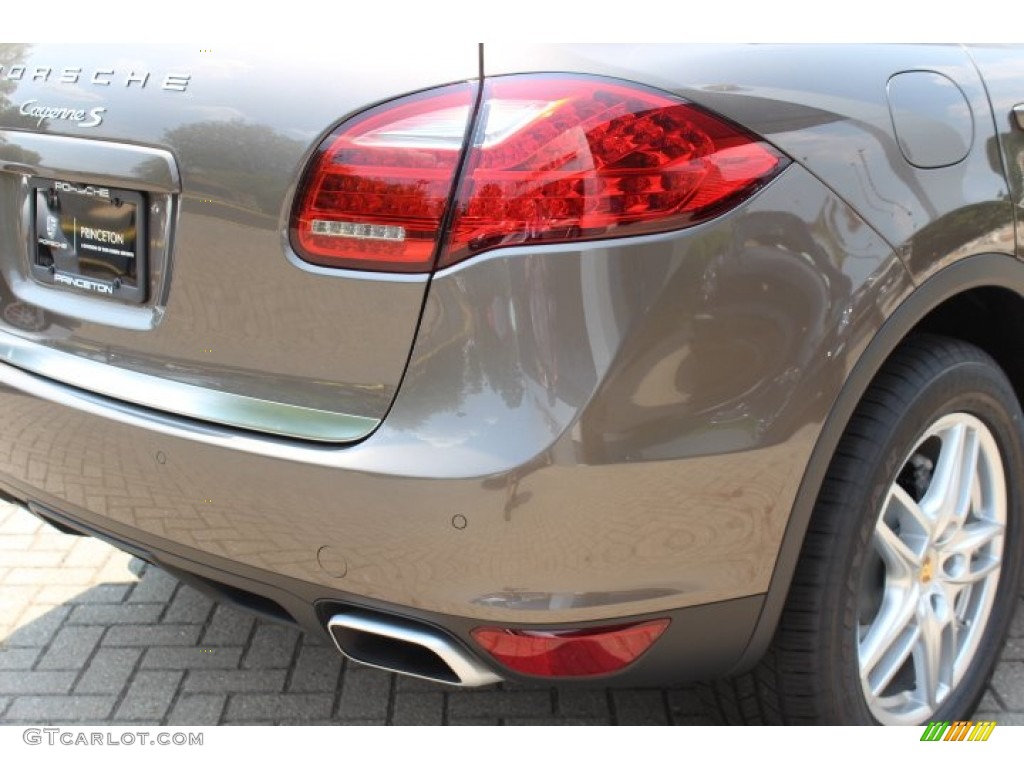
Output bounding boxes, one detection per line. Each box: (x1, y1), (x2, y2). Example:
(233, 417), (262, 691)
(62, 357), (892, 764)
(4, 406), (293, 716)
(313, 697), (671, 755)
(291, 75), (789, 274)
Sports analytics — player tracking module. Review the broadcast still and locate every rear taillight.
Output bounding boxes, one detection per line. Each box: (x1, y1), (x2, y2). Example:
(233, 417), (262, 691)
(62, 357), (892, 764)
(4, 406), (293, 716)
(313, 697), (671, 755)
(441, 76), (787, 269)
(291, 83), (476, 273)
(292, 76), (787, 274)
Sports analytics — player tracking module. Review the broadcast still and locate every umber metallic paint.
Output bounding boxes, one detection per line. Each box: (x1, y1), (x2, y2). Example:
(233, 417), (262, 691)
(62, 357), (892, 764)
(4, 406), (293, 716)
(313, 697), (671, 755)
(0, 43), (1019, 686)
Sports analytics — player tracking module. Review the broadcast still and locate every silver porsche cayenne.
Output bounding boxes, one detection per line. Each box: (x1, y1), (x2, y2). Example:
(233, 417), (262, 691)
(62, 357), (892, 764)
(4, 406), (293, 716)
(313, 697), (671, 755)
(0, 43), (1022, 725)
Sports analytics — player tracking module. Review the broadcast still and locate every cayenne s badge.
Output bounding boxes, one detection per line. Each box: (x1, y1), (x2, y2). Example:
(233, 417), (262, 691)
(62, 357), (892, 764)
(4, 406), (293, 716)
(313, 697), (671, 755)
(18, 100), (106, 128)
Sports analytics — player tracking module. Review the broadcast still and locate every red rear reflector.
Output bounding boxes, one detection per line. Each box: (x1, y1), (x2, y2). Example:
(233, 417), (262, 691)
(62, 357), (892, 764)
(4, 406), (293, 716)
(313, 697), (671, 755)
(440, 76), (787, 268)
(291, 83), (476, 273)
(471, 618), (669, 677)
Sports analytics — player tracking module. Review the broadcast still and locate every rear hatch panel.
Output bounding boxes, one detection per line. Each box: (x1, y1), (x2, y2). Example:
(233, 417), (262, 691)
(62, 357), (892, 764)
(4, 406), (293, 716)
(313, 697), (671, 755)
(0, 43), (480, 440)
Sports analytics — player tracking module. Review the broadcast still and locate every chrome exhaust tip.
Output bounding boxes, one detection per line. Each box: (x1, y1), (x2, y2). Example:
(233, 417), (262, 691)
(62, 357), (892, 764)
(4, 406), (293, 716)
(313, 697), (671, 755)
(326, 610), (502, 687)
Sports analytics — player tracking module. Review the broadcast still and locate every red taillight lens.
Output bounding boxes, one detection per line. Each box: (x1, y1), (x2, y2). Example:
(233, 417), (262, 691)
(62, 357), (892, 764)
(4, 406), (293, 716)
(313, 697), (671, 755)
(291, 83), (476, 273)
(440, 76), (787, 268)
(471, 619), (669, 678)
(292, 76), (787, 274)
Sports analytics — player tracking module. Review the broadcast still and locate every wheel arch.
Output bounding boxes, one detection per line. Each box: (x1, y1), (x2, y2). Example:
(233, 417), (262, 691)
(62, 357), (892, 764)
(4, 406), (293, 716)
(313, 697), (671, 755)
(730, 252), (1024, 675)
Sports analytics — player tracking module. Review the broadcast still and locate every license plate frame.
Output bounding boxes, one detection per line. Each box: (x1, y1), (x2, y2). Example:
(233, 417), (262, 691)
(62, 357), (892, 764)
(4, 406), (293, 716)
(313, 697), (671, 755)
(30, 178), (147, 304)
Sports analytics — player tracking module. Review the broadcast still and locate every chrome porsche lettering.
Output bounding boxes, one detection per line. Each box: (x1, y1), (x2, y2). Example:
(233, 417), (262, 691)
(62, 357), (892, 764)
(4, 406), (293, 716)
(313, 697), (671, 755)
(53, 273), (114, 295)
(162, 74), (191, 92)
(125, 72), (149, 88)
(54, 181), (111, 199)
(0, 65), (190, 91)
(19, 101), (107, 129)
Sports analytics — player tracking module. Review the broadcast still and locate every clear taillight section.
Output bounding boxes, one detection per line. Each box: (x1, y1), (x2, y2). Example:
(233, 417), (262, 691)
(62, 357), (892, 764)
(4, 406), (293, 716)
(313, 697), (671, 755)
(292, 76), (788, 274)
(291, 83), (476, 273)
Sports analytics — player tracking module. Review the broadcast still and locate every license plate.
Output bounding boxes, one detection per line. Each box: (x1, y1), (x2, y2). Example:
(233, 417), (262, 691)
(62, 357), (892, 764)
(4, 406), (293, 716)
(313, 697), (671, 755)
(31, 179), (146, 303)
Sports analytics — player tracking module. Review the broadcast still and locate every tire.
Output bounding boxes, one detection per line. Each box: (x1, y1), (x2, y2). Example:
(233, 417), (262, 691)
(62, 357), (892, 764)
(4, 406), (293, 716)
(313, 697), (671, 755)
(707, 335), (1024, 724)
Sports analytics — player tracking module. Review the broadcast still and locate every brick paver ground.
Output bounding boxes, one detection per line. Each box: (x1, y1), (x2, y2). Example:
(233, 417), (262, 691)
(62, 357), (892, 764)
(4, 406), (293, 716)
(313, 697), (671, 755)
(1, 499), (1022, 726)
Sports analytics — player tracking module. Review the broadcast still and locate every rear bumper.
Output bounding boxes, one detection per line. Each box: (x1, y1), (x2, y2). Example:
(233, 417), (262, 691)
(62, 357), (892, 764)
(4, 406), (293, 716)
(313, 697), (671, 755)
(0, 353), (789, 623)
(5, 483), (764, 686)
(0, 164), (907, 683)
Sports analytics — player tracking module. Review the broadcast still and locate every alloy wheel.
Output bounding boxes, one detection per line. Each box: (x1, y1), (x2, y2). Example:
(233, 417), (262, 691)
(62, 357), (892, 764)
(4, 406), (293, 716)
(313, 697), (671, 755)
(858, 413), (1006, 725)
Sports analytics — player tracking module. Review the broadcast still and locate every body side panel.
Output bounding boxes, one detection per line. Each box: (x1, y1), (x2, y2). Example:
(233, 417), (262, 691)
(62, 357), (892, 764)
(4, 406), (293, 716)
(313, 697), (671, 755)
(482, 44), (1015, 280)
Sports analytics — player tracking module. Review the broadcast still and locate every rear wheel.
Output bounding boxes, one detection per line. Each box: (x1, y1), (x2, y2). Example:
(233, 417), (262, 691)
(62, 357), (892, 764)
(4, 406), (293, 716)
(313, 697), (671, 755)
(708, 335), (1024, 724)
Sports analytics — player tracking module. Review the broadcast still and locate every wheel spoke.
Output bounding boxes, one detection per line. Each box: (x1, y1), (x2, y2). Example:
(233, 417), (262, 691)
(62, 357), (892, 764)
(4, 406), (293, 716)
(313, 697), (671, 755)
(880, 486), (927, 571)
(943, 555), (1000, 586)
(921, 423), (979, 537)
(860, 583), (919, 680)
(875, 522), (921, 578)
(945, 520), (1004, 558)
(952, 427), (981, 526)
(913, 594), (953, 709)
(938, 520), (1004, 588)
(865, 618), (920, 700)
